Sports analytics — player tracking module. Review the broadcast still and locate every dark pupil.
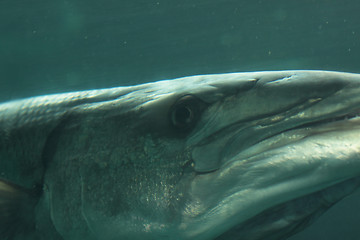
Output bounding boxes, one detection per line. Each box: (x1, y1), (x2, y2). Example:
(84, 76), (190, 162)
(175, 105), (192, 125)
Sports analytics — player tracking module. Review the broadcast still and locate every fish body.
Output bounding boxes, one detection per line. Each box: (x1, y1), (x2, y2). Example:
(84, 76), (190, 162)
(1, 70), (360, 240)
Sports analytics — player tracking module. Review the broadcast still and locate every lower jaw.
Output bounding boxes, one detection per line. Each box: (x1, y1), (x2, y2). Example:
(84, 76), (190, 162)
(215, 177), (360, 240)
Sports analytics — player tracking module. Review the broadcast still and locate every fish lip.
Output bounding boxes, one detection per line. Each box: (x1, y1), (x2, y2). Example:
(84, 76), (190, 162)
(293, 110), (360, 130)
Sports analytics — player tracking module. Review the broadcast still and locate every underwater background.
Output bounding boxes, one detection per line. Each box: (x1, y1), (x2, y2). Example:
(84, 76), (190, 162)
(1, 0), (360, 239)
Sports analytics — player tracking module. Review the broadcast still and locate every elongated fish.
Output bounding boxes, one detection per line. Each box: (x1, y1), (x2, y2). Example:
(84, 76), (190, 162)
(1, 70), (360, 240)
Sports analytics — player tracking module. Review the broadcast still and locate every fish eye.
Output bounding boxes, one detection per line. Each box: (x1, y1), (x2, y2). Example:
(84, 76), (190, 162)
(170, 95), (201, 131)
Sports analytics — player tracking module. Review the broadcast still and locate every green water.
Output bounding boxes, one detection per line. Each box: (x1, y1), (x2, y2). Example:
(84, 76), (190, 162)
(1, 0), (360, 239)
(1, 0), (360, 101)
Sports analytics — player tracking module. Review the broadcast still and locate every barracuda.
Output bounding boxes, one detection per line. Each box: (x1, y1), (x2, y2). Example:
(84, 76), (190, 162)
(1, 70), (360, 240)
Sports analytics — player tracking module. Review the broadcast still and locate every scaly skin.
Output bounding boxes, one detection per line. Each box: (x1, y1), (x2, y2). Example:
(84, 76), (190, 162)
(1, 70), (360, 240)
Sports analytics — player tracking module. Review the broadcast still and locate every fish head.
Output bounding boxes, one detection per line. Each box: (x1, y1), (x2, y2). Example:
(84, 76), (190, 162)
(44, 71), (360, 240)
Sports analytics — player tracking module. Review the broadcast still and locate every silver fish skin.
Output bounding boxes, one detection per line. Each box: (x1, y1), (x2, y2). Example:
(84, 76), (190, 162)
(1, 70), (360, 240)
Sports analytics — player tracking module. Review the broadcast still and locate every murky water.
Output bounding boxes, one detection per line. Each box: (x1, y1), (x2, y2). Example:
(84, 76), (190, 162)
(1, 1), (360, 239)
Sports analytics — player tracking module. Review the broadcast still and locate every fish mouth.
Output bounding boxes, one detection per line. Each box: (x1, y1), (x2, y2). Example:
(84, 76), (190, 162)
(220, 106), (360, 166)
(191, 107), (360, 174)
(221, 107), (360, 207)
(294, 110), (360, 129)
(214, 116), (360, 239)
(185, 109), (360, 240)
